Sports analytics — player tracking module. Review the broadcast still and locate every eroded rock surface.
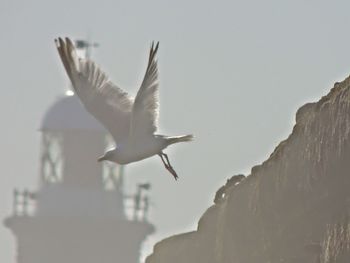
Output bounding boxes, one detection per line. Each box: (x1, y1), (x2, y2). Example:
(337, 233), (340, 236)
(146, 76), (350, 263)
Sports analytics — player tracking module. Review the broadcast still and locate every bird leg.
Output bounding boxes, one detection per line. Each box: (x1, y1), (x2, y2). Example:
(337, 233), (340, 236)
(158, 152), (179, 180)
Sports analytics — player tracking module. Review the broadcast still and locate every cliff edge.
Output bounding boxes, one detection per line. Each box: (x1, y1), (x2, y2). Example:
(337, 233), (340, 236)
(146, 76), (350, 263)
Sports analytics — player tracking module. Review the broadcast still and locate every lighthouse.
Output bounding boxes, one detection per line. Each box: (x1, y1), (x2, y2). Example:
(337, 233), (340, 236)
(4, 39), (155, 263)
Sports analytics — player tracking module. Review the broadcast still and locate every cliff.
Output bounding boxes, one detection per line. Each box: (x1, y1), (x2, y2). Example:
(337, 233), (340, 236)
(146, 76), (350, 263)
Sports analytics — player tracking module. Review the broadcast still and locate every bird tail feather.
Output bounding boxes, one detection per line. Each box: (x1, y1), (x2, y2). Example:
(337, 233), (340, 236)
(166, 134), (194, 145)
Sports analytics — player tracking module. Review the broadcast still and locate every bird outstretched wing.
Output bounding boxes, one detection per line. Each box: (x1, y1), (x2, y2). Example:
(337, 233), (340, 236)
(55, 37), (133, 145)
(130, 41), (160, 139)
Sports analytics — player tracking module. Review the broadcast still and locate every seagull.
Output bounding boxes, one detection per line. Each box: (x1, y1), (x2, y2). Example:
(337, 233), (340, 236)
(55, 37), (193, 180)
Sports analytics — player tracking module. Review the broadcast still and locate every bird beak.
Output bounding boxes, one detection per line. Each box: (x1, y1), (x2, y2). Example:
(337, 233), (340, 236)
(98, 156), (106, 162)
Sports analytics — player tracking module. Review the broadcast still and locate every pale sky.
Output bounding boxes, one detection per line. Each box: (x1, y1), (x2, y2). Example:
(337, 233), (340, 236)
(1, 0), (350, 262)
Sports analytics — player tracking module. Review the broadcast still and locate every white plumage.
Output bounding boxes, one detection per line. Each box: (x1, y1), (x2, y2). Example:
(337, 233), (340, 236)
(55, 37), (193, 180)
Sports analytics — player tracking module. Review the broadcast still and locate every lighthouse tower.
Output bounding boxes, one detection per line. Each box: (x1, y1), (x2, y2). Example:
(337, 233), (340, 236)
(4, 40), (154, 263)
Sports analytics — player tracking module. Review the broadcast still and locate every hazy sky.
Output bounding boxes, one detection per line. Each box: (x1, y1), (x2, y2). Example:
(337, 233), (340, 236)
(2, 0), (350, 262)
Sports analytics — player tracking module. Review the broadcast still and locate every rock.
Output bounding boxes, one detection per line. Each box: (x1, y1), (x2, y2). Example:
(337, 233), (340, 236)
(146, 75), (350, 263)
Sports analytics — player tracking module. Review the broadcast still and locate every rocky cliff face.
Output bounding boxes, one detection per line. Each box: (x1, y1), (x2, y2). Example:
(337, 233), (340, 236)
(146, 76), (350, 263)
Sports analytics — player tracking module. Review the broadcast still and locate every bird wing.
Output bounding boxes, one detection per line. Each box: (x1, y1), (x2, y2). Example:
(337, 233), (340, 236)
(55, 37), (133, 145)
(130, 42), (160, 139)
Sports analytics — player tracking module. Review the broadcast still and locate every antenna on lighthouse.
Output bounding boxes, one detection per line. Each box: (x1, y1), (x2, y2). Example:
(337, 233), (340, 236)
(74, 39), (99, 59)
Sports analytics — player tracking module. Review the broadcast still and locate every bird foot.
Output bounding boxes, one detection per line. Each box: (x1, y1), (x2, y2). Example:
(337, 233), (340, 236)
(159, 152), (179, 181)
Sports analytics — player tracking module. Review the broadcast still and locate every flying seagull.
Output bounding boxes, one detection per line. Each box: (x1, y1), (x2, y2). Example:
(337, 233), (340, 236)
(55, 37), (193, 180)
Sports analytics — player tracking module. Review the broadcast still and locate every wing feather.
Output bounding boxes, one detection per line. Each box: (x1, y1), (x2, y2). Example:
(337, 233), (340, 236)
(55, 37), (133, 144)
(131, 41), (160, 138)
